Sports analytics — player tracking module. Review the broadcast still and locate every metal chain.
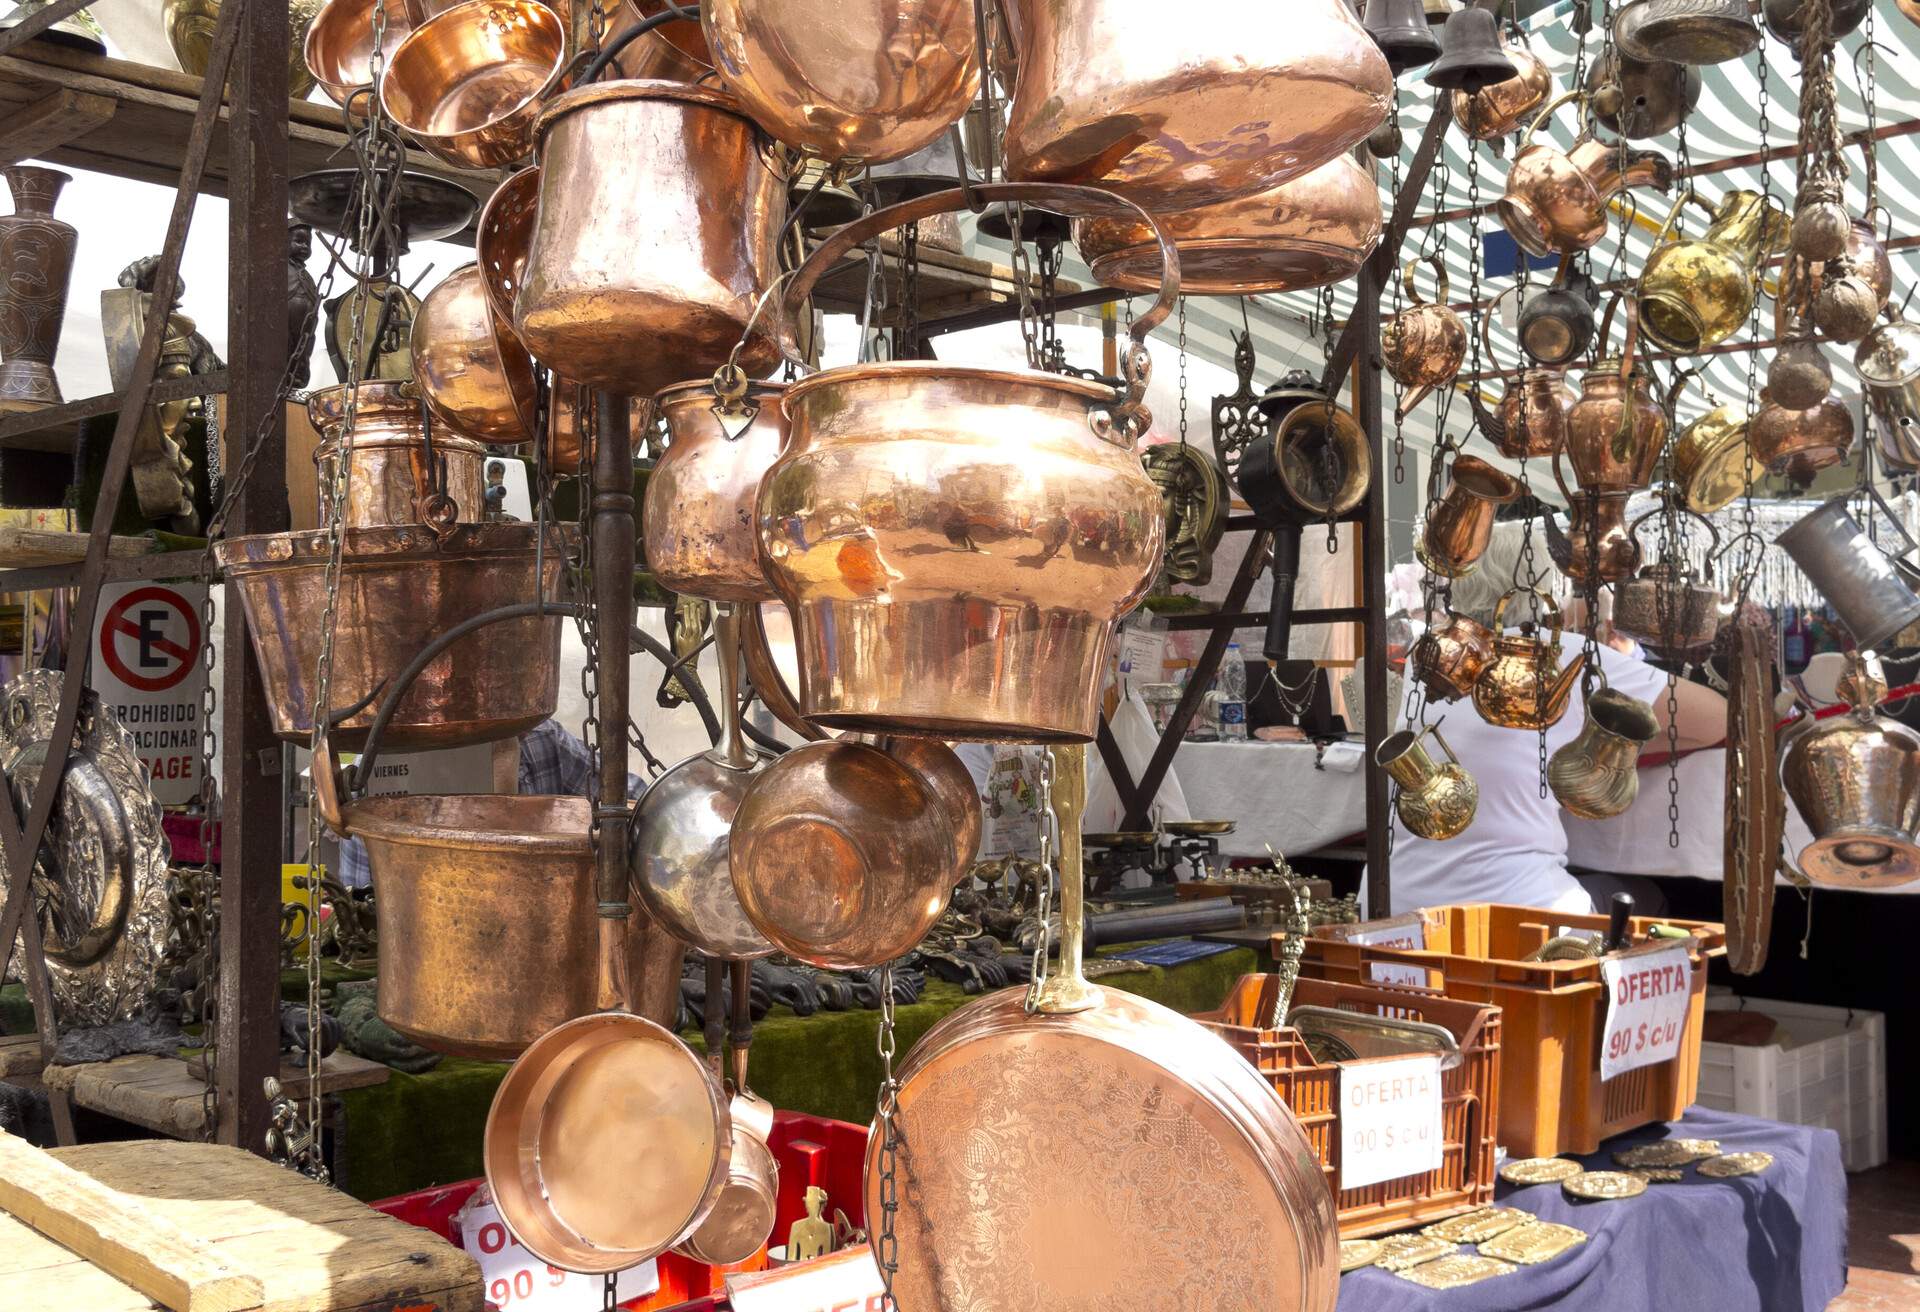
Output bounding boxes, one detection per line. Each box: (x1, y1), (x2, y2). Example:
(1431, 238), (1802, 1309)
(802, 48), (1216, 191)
(1009, 210), (1041, 369)
(901, 220), (921, 359)
(1387, 94), (1407, 487)
(1037, 233), (1064, 371)
(1176, 298), (1188, 446)
(1024, 747), (1057, 1002)
(1319, 283), (1340, 554)
(873, 960), (902, 1311)
(588, 0), (606, 47)
(1862, 3), (1879, 215)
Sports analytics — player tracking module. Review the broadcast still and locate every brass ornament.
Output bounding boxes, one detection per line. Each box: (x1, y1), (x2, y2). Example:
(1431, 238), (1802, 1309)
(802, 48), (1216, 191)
(1397, 1254), (1518, 1289)
(1423, 1206), (1530, 1244)
(1614, 1137), (1721, 1168)
(1143, 441), (1228, 591)
(1373, 1232), (1458, 1272)
(1211, 331), (1267, 481)
(1480, 1220), (1589, 1265)
(1768, 339), (1833, 411)
(1791, 197), (1852, 264)
(1499, 1156), (1585, 1185)
(1340, 1238), (1384, 1272)
(1627, 1166), (1686, 1183)
(1698, 1151), (1775, 1178)
(1562, 1170), (1649, 1200)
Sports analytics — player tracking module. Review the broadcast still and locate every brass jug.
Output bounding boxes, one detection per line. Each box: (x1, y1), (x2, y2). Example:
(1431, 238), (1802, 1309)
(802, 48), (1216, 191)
(1637, 190), (1789, 353)
(1408, 610), (1498, 704)
(1472, 588), (1586, 730)
(1671, 401), (1758, 513)
(1450, 31), (1552, 140)
(1419, 454), (1518, 577)
(1498, 91), (1674, 257)
(1382, 256), (1468, 418)
(1616, 0), (1760, 65)
(1378, 726), (1478, 841)
(1562, 299), (1668, 494)
(1549, 687), (1660, 820)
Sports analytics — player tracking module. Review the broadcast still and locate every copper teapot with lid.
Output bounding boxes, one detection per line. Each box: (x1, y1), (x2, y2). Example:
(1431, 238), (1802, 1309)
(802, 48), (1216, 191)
(1382, 255), (1468, 419)
(1499, 91), (1674, 258)
(1563, 297), (1668, 495)
(1472, 588), (1586, 730)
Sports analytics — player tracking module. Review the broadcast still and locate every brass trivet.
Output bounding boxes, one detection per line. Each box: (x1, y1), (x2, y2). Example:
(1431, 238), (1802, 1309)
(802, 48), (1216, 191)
(1422, 1207), (1530, 1244)
(1372, 1232), (1456, 1272)
(1563, 1170), (1649, 1200)
(1339, 1239), (1382, 1273)
(1397, 1254), (1518, 1289)
(1479, 1220), (1589, 1265)
(1614, 1138), (1716, 1168)
(1625, 1166), (1686, 1184)
(1698, 1151), (1774, 1178)
(1499, 1156), (1583, 1185)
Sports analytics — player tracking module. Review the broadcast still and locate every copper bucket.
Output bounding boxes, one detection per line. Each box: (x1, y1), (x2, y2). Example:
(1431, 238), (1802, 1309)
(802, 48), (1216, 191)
(514, 81), (785, 392)
(643, 377), (786, 603)
(214, 522), (571, 751)
(759, 183), (1171, 743)
(308, 380), (487, 527)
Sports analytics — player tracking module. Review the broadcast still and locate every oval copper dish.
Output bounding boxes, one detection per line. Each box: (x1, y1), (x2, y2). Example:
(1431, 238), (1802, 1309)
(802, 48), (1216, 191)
(485, 1012), (730, 1273)
(1075, 155), (1382, 295)
(412, 263), (537, 444)
(475, 166), (538, 331)
(381, 0), (567, 171)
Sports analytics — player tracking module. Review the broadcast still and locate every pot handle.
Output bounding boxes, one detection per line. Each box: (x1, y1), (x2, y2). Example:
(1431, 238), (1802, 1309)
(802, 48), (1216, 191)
(1402, 254), (1448, 310)
(739, 600), (829, 743)
(1591, 292), (1641, 383)
(777, 182), (1182, 440)
(1480, 283), (1522, 377)
(1492, 585), (1561, 639)
(310, 725), (347, 834)
(1429, 723), (1461, 768)
(1627, 494), (1722, 570)
(1518, 87), (1585, 150)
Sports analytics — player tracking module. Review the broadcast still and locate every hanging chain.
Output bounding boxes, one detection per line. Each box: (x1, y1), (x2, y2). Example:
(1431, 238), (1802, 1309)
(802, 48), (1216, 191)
(588, 0), (606, 47)
(1387, 96), (1407, 486)
(1176, 298), (1188, 446)
(873, 959), (903, 1311)
(1862, 3), (1880, 216)
(1010, 213), (1042, 369)
(1024, 747), (1058, 1003)
(901, 220), (921, 359)
(1319, 283), (1341, 554)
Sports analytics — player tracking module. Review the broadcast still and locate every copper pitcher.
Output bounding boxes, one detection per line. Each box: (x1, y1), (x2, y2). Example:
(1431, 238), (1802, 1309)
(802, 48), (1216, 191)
(1451, 31), (1553, 140)
(1637, 189), (1789, 353)
(1556, 490), (1640, 585)
(1408, 610), (1497, 704)
(1419, 454), (1519, 578)
(1382, 256), (1468, 418)
(643, 375), (786, 603)
(1549, 686), (1660, 820)
(1472, 588), (1586, 730)
(1379, 726), (1478, 840)
(515, 81), (785, 393)
(1782, 684), (1920, 889)
(1000, 0), (1391, 209)
(1562, 298), (1668, 494)
(1498, 91), (1674, 257)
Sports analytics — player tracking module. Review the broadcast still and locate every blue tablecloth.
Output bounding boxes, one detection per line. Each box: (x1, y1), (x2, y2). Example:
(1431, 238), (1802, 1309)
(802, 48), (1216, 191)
(1336, 1106), (1848, 1312)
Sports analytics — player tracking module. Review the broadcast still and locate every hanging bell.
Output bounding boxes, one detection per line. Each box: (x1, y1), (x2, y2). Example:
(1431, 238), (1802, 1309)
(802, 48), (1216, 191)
(1517, 263), (1599, 366)
(1425, 7), (1518, 92)
(0, 0), (106, 54)
(787, 158), (866, 232)
(1365, 0), (1441, 76)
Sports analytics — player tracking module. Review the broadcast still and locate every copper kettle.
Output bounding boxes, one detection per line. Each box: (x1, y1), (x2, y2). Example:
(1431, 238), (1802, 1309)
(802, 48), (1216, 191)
(1382, 255), (1467, 418)
(1472, 588), (1586, 730)
(1499, 92), (1674, 257)
(1450, 30), (1553, 141)
(1470, 288), (1574, 460)
(1562, 298), (1668, 495)
(1637, 189), (1790, 353)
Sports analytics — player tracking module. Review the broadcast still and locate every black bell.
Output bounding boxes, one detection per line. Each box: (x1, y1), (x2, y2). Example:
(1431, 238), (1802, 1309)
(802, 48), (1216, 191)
(1364, 0), (1440, 76)
(1425, 8), (1518, 93)
(1517, 265), (1599, 367)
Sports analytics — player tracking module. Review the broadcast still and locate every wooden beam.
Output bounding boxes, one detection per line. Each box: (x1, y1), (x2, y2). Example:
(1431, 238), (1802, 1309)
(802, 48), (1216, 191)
(0, 87), (113, 166)
(0, 1131), (265, 1312)
(0, 0), (91, 60)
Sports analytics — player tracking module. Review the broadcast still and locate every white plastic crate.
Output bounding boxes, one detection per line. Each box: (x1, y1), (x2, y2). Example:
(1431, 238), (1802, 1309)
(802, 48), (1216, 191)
(1696, 993), (1887, 1173)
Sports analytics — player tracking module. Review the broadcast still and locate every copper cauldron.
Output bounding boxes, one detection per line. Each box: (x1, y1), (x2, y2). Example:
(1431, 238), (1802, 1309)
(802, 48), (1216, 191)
(309, 380), (486, 528)
(515, 81), (784, 393)
(643, 376), (786, 603)
(1408, 610), (1497, 704)
(1498, 91), (1674, 258)
(380, 0), (567, 170)
(412, 262), (537, 445)
(702, 0), (978, 163)
(1000, 0), (1390, 209)
(1751, 388), (1854, 478)
(1562, 299), (1667, 494)
(1072, 153), (1381, 296)
(1382, 256), (1468, 418)
(1451, 32), (1554, 140)
(215, 522), (571, 751)
(758, 183), (1169, 743)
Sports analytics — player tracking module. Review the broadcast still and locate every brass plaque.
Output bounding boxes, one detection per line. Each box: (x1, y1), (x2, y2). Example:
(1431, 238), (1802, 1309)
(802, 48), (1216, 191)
(1422, 1207), (1530, 1244)
(1625, 1166), (1686, 1184)
(1698, 1151), (1775, 1178)
(1339, 1239), (1382, 1273)
(1372, 1232), (1456, 1272)
(1563, 1170), (1649, 1200)
(1615, 1138), (1720, 1168)
(1499, 1156), (1584, 1185)
(1480, 1220), (1589, 1265)
(1397, 1254), (1518, 1289)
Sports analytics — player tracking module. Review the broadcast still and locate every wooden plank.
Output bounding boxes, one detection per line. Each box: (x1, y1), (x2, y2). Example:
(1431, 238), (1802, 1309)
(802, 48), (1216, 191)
(0, 371), (228, 455)
(0, 87), (113, 166)
(0, 526), (151, 567)
(41, 1055), (208, 1138)
(0, 1131), (264, 1312)
(0, 1031), (41, 1077)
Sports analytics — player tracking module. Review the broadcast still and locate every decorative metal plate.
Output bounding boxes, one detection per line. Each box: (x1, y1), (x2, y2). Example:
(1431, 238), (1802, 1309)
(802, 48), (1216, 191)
(1338, 1239), (1382, 1273)
(1372, 1233), (1456, 1272)
(1725, 620), (1781, 974)
(1698, 1151), (1775, 1178)
(1563, 1170), (1649, 1200)
(1614, 1138), (1721, 1168)
(1396, 1254), (1518, 1289)
(1480, 1220), (1589, 1265)
(1499, 1156), (1584, 1185)
(0, 670), (171, 1025)
(1625, 1167), (1686, 1184)
(1423, 1206), (1530, 1244)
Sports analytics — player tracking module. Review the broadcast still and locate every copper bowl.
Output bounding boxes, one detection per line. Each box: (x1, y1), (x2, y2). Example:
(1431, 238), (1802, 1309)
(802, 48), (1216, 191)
(1073, 154), (1380, 295)
(413, 263), (538, 443)
(609, 0), (712, 79)
(476, 166), (538, 329)
(307, 0), (422, 109)
(623, 0), (711, 65)
(381, 0), (567, 171)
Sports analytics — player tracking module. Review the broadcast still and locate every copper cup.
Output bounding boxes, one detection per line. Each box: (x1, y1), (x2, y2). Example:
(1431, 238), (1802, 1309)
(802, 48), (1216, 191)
(413, 263), (538, 444)
(381, 0), (567, 170)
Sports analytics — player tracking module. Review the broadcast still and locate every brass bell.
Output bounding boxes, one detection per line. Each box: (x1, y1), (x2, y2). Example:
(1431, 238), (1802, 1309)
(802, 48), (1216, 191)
(1365, 0), (1441, 76)
(788, 159), (865, 232)
(1517, 263), (1598, 366)
(1425, 8), (1517, 92)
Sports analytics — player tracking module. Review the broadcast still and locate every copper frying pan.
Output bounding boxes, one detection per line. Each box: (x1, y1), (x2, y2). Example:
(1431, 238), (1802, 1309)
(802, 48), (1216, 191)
(863, 745), (1339, 1309)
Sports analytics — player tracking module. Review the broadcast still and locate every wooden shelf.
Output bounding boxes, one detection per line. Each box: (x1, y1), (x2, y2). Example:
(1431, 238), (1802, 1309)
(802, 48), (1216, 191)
(811, 232), (1080, 321)
(0, 44), (493, 233)
(0, 371), (228, 454)
(0, 547), (208, 593)
(39, 1050), (389, 1141)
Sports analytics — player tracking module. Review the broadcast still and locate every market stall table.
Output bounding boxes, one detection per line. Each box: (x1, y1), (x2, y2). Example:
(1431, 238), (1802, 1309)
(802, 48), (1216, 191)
(1336, 1106), (1846, 1312)
(1166, 740), (1368, 857)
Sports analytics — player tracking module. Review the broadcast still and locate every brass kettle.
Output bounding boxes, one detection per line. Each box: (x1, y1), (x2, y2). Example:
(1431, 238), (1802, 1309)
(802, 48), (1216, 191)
(1637, 189), (1790, 354)
(1498, 91), (1674, 257)
(1549, 686), (1661, 820)
(1613, 504), (1724, 656)
(1472, 588), (1586, 730)
(1562, 298), (1668, 495)
(1378, 726), (1478, 841)
(1382, 255), (1468, 418)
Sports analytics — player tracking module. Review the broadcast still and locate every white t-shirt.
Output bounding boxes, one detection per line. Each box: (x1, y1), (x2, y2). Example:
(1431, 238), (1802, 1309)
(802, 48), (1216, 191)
(1375, 633), (1673, 916)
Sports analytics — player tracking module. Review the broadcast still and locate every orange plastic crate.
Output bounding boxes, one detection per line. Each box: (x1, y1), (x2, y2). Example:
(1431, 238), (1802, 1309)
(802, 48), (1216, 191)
(1298, 903), (1727, 1158)
(1195, 973), (1501, 1238)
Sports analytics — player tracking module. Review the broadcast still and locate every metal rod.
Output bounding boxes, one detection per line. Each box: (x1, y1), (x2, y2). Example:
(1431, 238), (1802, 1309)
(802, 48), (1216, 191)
(1355, 261), (1391, 919)
(591, 389), (636, 1012)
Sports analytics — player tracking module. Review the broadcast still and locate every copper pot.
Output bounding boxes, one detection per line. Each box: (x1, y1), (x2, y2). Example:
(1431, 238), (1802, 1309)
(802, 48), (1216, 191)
(381, 0), (567, 170)
(1783, 703), (1920, 889)
(1562, 299), (1667, 494)
(1451, 32), (1553, 140)
(308, 380), (487, 527)
(643, 377), (785, 603)
(702, 0), (979, 162)
(1751, 389), (1854, 477)
(1001, 0), (1390, 209)
(1474, 293), (1573, 459)
(1498, 91), (1674, 257)
(515, 81), (784, 393)
(1408, 610), (1497, 704)
(609, 0), (711, 80)
(623, 0), (711, 65)
(214, 522), (571, 751)
(412, 263), (538, 445)
(1382, 255), (1468, 418)
(1420, 454), (1518, 577)
(760, 183), (1168, 743)
(1071, 153), (1381, 296)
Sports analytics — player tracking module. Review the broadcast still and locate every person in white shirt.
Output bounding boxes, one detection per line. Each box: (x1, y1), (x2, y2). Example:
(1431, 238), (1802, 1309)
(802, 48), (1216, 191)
(1376, 522), (1726, 916)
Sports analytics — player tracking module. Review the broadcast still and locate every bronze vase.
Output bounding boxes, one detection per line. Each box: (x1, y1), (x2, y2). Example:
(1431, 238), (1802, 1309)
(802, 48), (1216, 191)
(0, 166), (77, 412)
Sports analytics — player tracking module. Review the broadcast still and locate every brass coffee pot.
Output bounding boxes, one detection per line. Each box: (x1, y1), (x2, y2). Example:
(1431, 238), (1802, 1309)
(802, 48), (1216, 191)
(1637, 189), (1790, 353)
(1614, 0), (1760, 65)
(1419, 454), (1519, 577)
(1549, 686), (1661, 820)
(1562, 298), (1668, 494)
(1499, 92), (1675, 257)
(1408, 611), (1498, 704)
(1378, 726), (1478, 841)
(1382, 256), (1467, 418)
(1472, 588), (1586, 730)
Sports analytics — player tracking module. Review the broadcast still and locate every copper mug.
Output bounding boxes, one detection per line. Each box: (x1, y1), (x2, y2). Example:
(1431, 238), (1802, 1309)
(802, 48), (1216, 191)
(1382, 256), (1468, 418)
(1548, 686), (1660, 820)
(1498, 91), (1674, 257)
(642, 375), (787, 603)
(1408, 611), (1497, 704)
(1419, 454), (1519, 578)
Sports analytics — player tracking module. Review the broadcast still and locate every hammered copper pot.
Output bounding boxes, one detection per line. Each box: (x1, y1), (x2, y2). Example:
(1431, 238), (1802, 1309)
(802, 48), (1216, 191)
(1072, 153), (1381, 296)
(1563, 302), (1667, 494)
(1472, 590), (1585, 730)
(214, 522), (571, 751)
(1783, 707), (1920, 888)
(643, 378), (786, 603)
(308, 379), (487, 527)
(1498, 92), (1674, 257)
(515, 81), (784, 392)
(1408, 611), (1497, 703)
(1451, 32), (1553, 140)
(1549, 687), (1660, 820)
(412, 262), (538, 444)
(1000, 0), (1391, 209)
(381, 0), (567, 170)
(702, 0), (979, 162)
(1751, 390), (1854, 477)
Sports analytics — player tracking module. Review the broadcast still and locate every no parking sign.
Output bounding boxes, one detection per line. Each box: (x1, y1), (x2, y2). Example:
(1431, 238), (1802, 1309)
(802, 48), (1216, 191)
(92, 581), (208, 804)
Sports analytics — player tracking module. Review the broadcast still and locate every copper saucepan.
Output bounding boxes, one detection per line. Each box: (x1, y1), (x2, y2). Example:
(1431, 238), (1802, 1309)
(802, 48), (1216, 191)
(381, 0), (568, 171)
(676, 960), (780, 1267)
(412, 262), (538, 444)
(864, 745), (1339, 1309)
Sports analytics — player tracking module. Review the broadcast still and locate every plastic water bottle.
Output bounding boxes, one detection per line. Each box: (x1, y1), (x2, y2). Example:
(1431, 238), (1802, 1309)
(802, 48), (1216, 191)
(1218, 643), (1249, 741)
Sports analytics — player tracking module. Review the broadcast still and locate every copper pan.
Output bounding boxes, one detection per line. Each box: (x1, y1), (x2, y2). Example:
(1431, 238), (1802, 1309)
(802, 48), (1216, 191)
(644, 377), (786, 603)
(412, 263), (538, 444)
(381, 0), (567, 170)
(308, 380), (487, 527)
(864, 746), (1339, 1310)
(304, 0), (447, 111)
(701, 0), (979, 163)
